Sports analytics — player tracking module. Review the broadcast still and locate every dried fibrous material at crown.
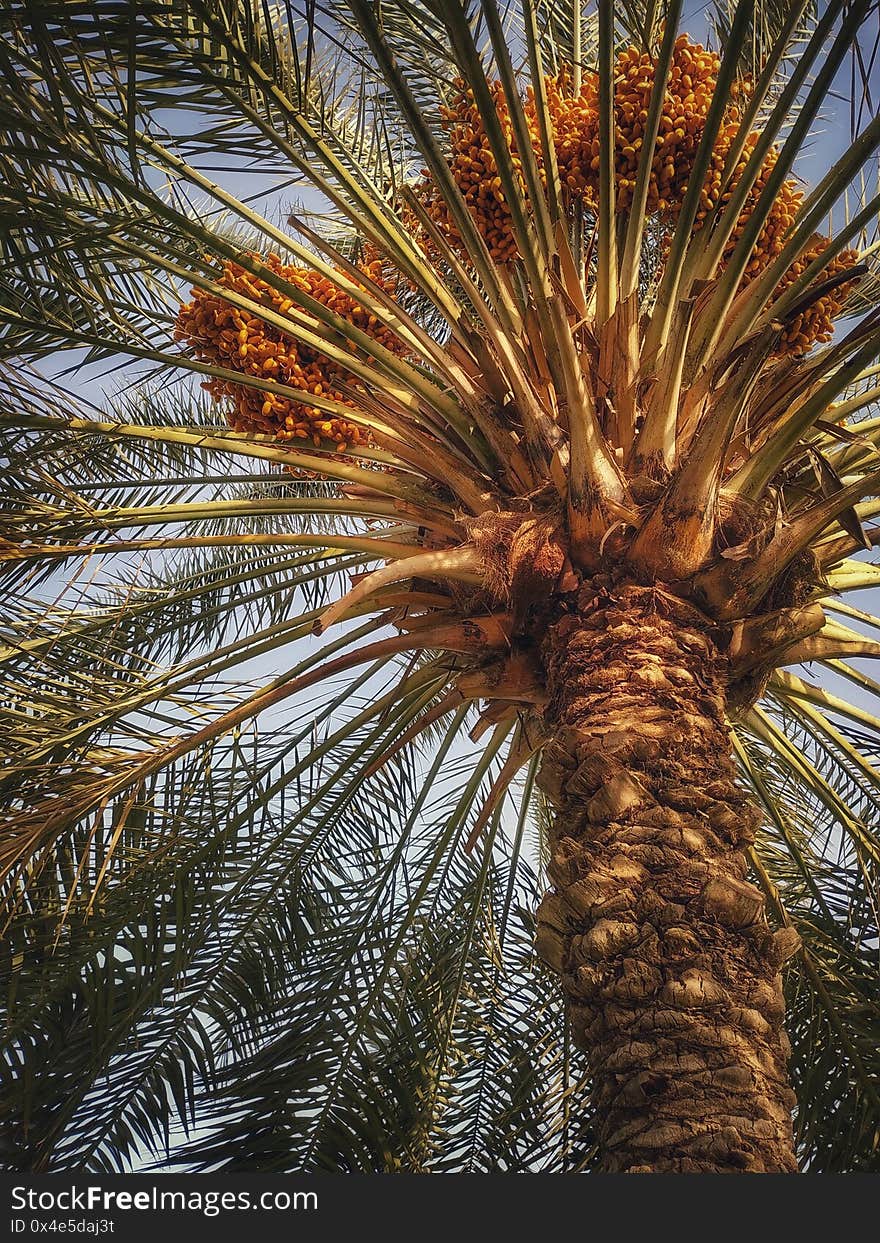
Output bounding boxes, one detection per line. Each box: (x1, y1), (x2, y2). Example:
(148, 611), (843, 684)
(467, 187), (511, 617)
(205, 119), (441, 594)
(175, 252), (404, 451)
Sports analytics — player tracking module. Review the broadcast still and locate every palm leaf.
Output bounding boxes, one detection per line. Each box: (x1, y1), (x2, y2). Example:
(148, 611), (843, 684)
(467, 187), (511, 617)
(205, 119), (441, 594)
(1, 0), (879, 1174)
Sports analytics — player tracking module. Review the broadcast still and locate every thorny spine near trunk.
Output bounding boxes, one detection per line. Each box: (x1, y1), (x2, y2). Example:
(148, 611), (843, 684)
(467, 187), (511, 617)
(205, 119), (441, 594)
(535, 582), (800, 1173)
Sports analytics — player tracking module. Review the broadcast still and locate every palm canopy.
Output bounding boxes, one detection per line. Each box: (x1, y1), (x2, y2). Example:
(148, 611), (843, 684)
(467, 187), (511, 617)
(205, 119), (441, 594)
(0, 0), (879, 1172)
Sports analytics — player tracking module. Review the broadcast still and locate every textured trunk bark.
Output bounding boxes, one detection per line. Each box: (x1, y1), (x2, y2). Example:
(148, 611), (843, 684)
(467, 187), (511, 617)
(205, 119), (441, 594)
(535, 581), (799, 1173)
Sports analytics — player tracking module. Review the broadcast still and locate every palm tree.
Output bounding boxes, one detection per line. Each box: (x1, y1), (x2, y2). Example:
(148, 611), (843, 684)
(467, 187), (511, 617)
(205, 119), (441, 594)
(1, 0), (879, 1174)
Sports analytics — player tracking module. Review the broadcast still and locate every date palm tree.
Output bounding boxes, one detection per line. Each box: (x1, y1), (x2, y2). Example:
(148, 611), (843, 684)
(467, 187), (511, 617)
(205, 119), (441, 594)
(1, 0), (879, 1173)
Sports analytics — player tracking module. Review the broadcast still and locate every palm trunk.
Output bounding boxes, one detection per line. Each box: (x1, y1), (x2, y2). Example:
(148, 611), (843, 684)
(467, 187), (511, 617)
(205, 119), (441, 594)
(535, 581), (799, 1173)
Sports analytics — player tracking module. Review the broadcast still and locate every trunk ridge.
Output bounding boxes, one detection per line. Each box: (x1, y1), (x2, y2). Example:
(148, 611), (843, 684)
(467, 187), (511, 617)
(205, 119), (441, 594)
(536, 581), (799, 1173)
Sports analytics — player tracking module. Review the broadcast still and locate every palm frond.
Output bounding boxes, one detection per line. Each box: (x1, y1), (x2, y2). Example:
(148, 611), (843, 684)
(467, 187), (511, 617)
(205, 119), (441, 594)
(1, 0), (879, 1175)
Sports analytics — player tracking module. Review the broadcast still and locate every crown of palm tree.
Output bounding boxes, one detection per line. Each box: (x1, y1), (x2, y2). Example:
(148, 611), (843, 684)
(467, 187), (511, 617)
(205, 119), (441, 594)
(0, 0), (879, 1172)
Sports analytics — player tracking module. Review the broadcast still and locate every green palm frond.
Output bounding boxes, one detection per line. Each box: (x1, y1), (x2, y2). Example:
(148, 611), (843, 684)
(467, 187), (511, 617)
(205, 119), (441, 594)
(1, 0), (879, 1173)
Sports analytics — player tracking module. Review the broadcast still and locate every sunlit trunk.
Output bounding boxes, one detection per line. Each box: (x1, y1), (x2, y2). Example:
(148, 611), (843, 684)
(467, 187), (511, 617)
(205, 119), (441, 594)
(536, 581), (799, 1173)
